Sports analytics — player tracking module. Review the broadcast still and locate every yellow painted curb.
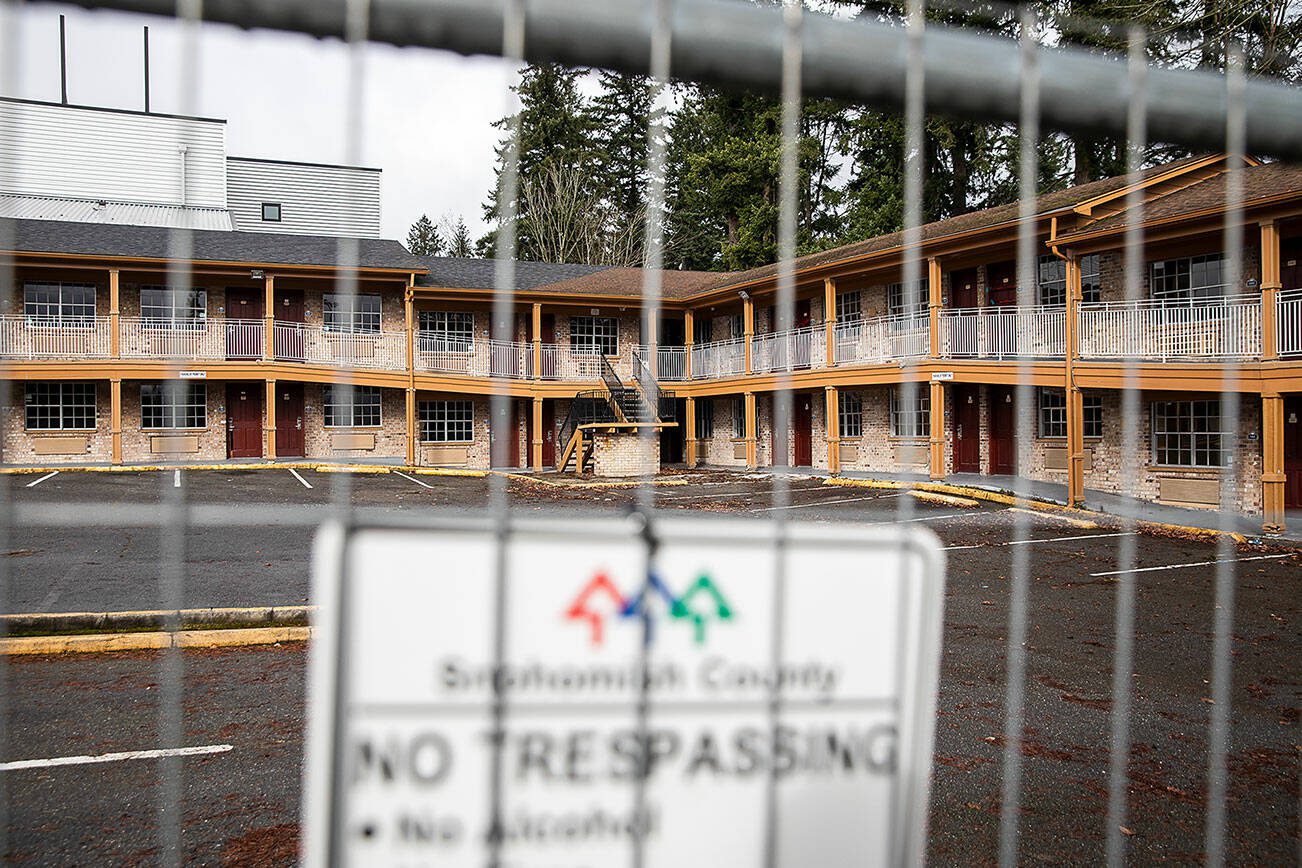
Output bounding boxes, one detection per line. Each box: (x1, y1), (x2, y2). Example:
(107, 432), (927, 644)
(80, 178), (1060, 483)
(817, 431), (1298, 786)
(504, 473), (690, 490)
(0, 626), (311, 656)
(908, 489), (980, 508)
(413, 467), (489, 478)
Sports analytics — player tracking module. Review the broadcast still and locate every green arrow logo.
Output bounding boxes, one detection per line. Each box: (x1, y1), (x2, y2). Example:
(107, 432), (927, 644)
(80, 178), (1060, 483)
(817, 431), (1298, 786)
(671, 574), (733, 645)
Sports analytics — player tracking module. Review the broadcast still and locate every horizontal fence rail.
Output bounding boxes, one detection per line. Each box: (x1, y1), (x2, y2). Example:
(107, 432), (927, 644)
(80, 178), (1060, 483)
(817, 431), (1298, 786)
(940, 306), (1066, 359)
(634, 344), (687, 382)
(0, 315), (111, 359)
(1078, 295), (1262, 360)
(1278, 290), (1301, 357)
(538, 345), (602, 381)
(119, 317), (264, 360)
(414, 337), (534, 379)
(834, 315), (930, 365)
(689, 337), (746, 380)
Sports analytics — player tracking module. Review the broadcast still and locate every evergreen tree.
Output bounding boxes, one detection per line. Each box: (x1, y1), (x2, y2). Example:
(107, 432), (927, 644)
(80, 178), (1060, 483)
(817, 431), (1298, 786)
(443, 217), (475, 258)
(406, 214), (443, 256)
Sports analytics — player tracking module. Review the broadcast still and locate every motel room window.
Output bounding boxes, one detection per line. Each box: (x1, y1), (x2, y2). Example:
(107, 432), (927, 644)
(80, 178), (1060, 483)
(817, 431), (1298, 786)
(23, 282), (96, 326)
(1038, 389), (1103, 439)
(1037, 256), (1067, 306)
(140, 382), (206, 429)
(261, 202), (282, 222)
(887, 279), (928, 326)
(1151, 400), (1229, 467)
(889, 386), (930, 438)
(419, 311), (474, 352)
(1080, 254), (1102, 303)
(570, 316), (618, 356)
(140, 286), (207, 329)
(729, 314), (745, 339)
(696, 398), (715, 439)
(323, 384), (382, 428)
(838, 392), (863, 438)
(1149, 254), (1226, 303)
(25, 382), (96, 430)
(323, 293), (382, 334)
(692, 316), (713, 346)
(732, 398), (746, 439)
(419, 400), (473, 443)
(835, 291), (862, 325)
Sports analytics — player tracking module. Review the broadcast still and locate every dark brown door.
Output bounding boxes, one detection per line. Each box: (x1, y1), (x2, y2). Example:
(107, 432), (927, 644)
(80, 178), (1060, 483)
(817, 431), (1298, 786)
(951, 269), (979, 309)
(226, 288), (262, 359)
(277, 289), (305, 323)
(953, 384), (980, 473)
(793, 393), (812, 467)
(795, 299), (812, 329)
(274, 290), (306, 362)
(226, 383), (264, 459)
(989, 385), (1016, 475)
(1282, 238), (1302, 290)
(541, 314), (557, 343)
(275, 383), (305, 458)
(1285, 396), (1302, 509)
(542, 400), (556, 466)
(987, 261), (1017, 306)
(490, 400), (520, 468)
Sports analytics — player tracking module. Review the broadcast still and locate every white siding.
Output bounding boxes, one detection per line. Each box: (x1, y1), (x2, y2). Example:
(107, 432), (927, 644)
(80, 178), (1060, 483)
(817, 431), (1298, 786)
(226, 158), (380, 238)
(0, 99), (227, 208)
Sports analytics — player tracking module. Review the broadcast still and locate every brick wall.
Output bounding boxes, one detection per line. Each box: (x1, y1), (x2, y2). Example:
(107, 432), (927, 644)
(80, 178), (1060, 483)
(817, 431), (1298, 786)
(2, 380), (113, 464)
(592, 430), (659, 478)
(121, 379), (226, 462)
(303, 384), (406, 461)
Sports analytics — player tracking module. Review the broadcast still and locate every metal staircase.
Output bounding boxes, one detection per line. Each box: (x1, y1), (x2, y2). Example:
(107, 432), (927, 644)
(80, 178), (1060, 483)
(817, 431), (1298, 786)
(556, 353), (676, 473)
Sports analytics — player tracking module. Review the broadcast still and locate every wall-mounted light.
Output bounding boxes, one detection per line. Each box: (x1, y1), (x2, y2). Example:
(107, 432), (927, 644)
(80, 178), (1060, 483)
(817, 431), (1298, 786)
(250, 269), (265, 280)
(738, 290), (750, 301)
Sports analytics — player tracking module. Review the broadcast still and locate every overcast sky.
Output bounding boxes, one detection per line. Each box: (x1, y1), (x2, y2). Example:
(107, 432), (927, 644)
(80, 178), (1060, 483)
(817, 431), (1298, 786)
(4, 2), (511, 240)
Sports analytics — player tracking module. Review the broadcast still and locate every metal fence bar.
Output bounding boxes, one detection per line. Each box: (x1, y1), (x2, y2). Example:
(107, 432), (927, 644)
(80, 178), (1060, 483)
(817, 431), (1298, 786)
(64, 0), (1302, 161)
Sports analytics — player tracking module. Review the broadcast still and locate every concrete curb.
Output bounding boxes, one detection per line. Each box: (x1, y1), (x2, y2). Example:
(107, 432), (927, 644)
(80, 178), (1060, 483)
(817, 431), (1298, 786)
(504, 473), (691, 490)
(0, 462), (487, 477)
(0, 606), (314, 637)
(0, 626), (311, 656)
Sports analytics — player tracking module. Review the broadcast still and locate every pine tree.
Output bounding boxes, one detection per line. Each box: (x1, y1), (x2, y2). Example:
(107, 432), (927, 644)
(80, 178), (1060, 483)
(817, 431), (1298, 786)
(406, 214), (443, 256)
(443, 217), (474, 258)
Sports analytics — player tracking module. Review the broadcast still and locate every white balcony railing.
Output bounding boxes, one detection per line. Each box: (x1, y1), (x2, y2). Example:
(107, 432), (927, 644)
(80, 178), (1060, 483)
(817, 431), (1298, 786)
(0, 315), (112, 359)
(690, 337), (746, 379)
(539, 345), (602, 381)
(414, 337), (534, 379)
(119, 317), (265, 360)
(940, 306), (1066, 359)
(271, 323), (405, 370)
(751, 325), (826, 373)
(834, 315), (929, 365)
(1077, 295), (1261, 360)
(633, 345), (688, 381)
(1278, 290), (1301, 357)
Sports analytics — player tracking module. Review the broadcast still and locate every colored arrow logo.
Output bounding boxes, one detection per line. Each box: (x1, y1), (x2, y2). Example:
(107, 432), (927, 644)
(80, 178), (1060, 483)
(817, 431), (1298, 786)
(671, 574), (734, 645)
(564, 571), (627, 647)
(564, 570), (735, 648)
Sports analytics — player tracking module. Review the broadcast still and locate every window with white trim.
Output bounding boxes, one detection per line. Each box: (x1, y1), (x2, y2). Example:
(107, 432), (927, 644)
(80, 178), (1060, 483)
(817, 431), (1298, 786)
(571, 316), (618, 356)
(1038, 388), (1103, 439)
(887, 279), (928, 330)
(889, 386), (930, 438)
(323, 293), (382, 333)
(419, 399), (473, 442)
(1149, 254), (1226, 302)
(324, 384), (382, 427)
(23, 282), (96, 326)
(25, 382), (96, 430)
(838, 391), (863, 438)
(1037, 255), (1067, 306)
(732, 398), (746, 439)
(140, 382), (206, 429)
(140, 286), (207, 329)
(419, 311), (474, 352)
(697, 398), (714, 439)
(1152, 400), (1229, 467)
(835, 291), (862, 324)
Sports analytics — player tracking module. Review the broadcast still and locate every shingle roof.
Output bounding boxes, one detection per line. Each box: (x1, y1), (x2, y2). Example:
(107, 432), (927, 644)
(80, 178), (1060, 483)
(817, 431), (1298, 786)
(416, 256), (611, 291)
(0, 218), (423, 270)
(529, 267), (723, 298)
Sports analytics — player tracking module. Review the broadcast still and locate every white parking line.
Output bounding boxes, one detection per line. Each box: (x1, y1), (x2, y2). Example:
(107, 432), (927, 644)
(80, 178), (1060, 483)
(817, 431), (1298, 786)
(1089, 553), (1291, 577)
(394, 470), (434, 489)
(658, 484), (827, 502)
(0, 743), (232, 771)
(25, 471), (59, 488)
(866, 512), (967, 525)
(173, 469), (181, 488)
(944, 531), (1137, 551)
(288, 468), (313, 489)
(749, 493), (897, 512)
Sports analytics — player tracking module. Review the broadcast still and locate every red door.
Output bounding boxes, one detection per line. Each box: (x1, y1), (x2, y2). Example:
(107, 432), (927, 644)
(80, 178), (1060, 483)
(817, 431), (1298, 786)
(795, 299), (812, 329)
(275, 383), (305, 458)
(951, 269), (979, 309)
(275, 290), (305, 361)
(793, 393), (812, 467)
(490, 400), (520, 468)
(987, 261), (1017, 306)
(225, 288), (263, 359)
(226, 383), (264, 459)
(953, 384), (980, 473)
(1285, 396), (1302, 509)
(989, 385), (1016, 475)
(541, 314), (557, 343)
(524, 400), (558, 468)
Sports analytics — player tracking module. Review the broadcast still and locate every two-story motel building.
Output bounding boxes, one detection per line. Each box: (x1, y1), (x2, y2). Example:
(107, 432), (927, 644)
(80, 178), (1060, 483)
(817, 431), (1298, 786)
(1, 97), (1300, 530)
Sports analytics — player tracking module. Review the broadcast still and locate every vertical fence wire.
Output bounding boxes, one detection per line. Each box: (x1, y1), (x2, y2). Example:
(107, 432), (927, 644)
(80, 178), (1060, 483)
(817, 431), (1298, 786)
(0, 1), (16, 859)
(997, 9), (1040, 866)
(896, 0), (925, 529)
(1203, 42), (1246, 868)
(1104, 24), (1149, 867)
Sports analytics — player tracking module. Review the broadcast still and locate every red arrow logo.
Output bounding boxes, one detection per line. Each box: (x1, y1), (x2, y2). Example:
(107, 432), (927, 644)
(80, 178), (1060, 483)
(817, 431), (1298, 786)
(565, 572), (628, 647)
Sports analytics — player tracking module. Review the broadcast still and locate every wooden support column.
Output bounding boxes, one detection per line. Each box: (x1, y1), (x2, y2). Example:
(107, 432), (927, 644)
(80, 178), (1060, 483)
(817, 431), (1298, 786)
(265, 379), (277, 460)
(108, 268), (121, 359)
(927, 257), (942, 358)
(823, 277), (837, 365)
(262, 273), (275, 361)
(1065, 255), (1086, 506)
(404, 281), (417, 466)
(825, 386), (840, 474)
(744, 391), (757, 469)
(1261, 220), (1281, 361)
(531, 396), (544, 470)
(685, 396), (698, 468)
(928, 379), (945, 479)
(531, 302), (543, 379)
(743, 297), (754, 375)
(110, 378), (123, 465)
(1262, 393), (1286, 532)
(684, 310), (694, 379)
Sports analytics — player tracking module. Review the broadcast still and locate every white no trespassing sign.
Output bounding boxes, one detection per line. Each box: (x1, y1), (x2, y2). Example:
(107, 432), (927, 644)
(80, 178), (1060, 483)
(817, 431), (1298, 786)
(303, 516), (944, 868)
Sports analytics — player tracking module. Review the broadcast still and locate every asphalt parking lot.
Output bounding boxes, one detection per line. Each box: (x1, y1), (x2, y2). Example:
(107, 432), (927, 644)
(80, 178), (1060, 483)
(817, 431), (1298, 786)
(1, 468), (1298, 864)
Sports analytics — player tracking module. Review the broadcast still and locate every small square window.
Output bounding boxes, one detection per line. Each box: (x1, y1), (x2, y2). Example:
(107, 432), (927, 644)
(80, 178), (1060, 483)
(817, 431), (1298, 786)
(261, 203), (282, 222)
